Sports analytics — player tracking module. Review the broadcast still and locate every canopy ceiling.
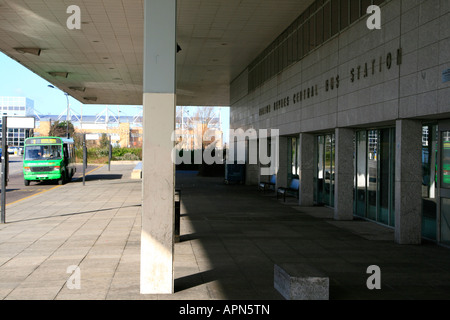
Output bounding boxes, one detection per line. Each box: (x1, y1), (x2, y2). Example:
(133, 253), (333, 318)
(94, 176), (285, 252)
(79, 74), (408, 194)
(0, 0), (314, 106)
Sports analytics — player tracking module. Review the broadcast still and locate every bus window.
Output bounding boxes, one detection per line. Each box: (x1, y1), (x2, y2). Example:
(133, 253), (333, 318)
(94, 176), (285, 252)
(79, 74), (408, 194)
(25, 145), (62, 160)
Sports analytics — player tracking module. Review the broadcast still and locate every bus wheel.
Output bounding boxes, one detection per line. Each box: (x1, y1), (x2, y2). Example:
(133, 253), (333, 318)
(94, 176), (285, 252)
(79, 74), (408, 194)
(58, 178), (64, 185)
(24, 180), (30, 186)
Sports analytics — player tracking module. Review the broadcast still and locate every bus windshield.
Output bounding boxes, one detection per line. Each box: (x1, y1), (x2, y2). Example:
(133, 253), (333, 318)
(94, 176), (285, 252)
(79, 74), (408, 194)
(24, 145), (62, 161)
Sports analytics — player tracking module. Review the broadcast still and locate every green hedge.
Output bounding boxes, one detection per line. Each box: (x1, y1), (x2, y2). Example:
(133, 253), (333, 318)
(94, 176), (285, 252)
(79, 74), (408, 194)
(75, 147), (142, 163)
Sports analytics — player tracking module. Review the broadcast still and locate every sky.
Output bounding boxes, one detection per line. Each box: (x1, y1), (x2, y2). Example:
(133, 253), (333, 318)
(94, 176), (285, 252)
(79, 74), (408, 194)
(0, 52), (230, 135)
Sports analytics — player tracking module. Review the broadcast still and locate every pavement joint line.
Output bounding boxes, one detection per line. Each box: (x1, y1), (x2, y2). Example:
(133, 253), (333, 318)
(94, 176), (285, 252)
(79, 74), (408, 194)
(53, 190), (129, 299)
(5, 165), (105, 208)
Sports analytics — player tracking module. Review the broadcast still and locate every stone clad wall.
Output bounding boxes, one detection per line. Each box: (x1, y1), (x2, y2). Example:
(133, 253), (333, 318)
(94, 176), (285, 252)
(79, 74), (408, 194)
(230, 0), (450, 135)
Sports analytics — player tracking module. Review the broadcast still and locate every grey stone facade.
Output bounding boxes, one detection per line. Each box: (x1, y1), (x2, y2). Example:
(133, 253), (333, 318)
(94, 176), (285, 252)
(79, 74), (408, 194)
(230, 0), (450, 245)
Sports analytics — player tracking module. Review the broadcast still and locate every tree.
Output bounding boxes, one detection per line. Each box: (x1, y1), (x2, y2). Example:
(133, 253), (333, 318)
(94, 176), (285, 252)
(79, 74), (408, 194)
(99, 133), (110, 149)
(176, 107), (222, 150)
(49, 121), (75, 138)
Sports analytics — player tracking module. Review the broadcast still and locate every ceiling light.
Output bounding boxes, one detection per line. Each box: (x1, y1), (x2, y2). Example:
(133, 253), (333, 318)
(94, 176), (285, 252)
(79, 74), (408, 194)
(69, 87), (86, 92)
(15, 47), (42, 56)
(48, 72), (69, 78)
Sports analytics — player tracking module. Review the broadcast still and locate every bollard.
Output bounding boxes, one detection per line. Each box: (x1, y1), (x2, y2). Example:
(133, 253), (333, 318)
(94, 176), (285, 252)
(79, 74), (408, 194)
(175, 189), (181, 242)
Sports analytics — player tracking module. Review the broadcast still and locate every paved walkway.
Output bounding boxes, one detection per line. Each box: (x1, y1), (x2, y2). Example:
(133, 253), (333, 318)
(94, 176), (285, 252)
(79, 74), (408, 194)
(1, 166), (450, 300)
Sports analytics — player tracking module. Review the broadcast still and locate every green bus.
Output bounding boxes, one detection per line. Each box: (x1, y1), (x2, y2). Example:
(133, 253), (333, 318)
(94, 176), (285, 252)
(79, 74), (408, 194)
(23, 137), (76, 186)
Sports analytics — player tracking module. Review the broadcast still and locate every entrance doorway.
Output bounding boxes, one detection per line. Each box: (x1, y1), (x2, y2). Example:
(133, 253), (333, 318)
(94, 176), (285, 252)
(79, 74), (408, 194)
(438, 122), (450, 245)
(314, 134), (335, 207)
(354, 128), (395, 227)
(422, 125), (437, 240)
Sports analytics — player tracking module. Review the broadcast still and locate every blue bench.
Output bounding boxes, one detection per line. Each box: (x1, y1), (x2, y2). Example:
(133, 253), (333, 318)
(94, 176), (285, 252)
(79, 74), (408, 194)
(259, 174), (276, 193)
(277, 179), (299, 202)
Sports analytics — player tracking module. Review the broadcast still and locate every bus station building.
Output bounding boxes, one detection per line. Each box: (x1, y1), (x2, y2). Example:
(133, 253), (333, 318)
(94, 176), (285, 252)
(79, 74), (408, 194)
(0, 0), (448, 295)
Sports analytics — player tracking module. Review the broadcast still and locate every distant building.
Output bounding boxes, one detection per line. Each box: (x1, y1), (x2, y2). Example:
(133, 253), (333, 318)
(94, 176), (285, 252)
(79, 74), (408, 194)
(0, 97), (35, 148)
(34, 110), (143, 148)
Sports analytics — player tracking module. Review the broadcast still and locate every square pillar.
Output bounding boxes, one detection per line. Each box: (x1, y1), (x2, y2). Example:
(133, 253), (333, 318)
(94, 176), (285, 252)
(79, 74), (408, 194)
(277, 137), (288, 189)
(141, 0), (177, 294)
(334, 128), (354, 221)
(395, 120), (422, 245)
(298, 133), (315, 206)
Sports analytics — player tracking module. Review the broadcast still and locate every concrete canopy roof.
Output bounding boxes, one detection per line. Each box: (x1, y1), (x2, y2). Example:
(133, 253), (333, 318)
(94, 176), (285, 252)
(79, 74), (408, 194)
(0, 0), (314, 106)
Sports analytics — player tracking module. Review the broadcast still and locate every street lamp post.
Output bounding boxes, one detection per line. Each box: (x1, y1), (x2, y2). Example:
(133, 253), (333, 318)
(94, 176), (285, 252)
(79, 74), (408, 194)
(48, 85), (70, 138)
(65, 92), (69, 138)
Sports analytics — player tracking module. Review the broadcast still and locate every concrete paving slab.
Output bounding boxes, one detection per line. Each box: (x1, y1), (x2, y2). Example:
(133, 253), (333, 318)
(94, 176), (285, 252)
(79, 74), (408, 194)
(1, 167), (450, 300)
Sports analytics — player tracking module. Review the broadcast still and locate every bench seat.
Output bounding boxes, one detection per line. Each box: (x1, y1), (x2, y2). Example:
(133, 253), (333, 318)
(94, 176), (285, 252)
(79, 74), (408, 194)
(258, 174), (276, 193)
(277, 179), (299, 202)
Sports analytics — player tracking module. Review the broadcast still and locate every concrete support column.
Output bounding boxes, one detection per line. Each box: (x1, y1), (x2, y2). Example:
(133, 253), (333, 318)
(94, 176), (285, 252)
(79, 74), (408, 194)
(334, 128), (354, 221)
(298, 133), (314, 206)
(277, 137), (288, 189)
(141, 0), (176, 294)
(246, 163), (259, 185)
(395, 120), (422, 245)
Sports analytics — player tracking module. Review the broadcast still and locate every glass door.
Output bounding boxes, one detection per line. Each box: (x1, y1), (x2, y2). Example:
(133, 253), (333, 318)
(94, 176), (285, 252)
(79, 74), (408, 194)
(422, 125), (437, 240)
(314, 134), (335, 207)
(355, 131), (367, 217)
(439, 122), (450, 245)
(353, 128), (395, 227)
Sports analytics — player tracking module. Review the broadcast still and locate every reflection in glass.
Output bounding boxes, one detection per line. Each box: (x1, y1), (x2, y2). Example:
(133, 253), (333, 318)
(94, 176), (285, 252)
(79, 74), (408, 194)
(441, 198), (450, 245)
(315, 134), (335, 207)
(354, 129), (395, 227)
(379, 130), (390, 225)
(422, 125), (437, 240)
(355, 131), (367, 217)
(324, 135), (332, 207)
(442, 131), (450, 189)
(316, 136), (325, 204)
(367, 130), (378, 221)
(24, 145), (62, 161)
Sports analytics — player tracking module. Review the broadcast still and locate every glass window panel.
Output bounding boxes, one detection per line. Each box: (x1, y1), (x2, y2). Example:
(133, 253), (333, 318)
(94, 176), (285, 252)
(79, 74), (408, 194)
(331, 134), (335, 207)
(303, 19), (310, 55)
(292, 32), (298, 62)
(298, 23), (304, 58)
(350, 0), (360, 23)
(361, 0), (372, 16)
(422, 125), (437, 240)
(389, 128), (396, 227)
(316, 7), (324, 46)
(323, 1), (331, 41)
(442, 131), (450, 189)
(331, 0), (339, 35)
(309, 16), (315, 51)
(287, 32), (293, 65)
(316, 136), (325, 204)
(281, 38), (288, 69)
(340, 0), (349, 30)
(440, 198), (450, 245)
(324, 135), (332, 206)
(274, 41), (279, 75)
(356, 131), (367, 217)
(379, 129), (391, 225)
(367, 130), (378, 221)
